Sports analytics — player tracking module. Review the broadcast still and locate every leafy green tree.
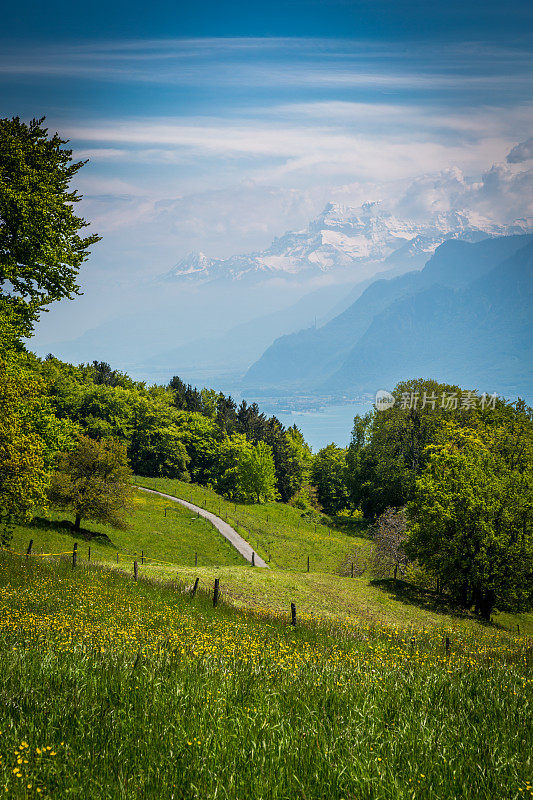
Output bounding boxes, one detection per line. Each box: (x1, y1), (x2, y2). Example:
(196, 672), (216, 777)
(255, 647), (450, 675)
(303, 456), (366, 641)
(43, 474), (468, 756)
(128, 395), (189, 479)
(237, 440), (278, 503)
(311, 444), (350, 514)
(49, 435), (133, 532)
(347, 378), (480, 519)
(0, 308), (76, 543)
(173, 411), (220, 484)
(0, 116), (100, 327)
(407, 416), (533, 620)
(212, 433), (253, 500)
(285, 425), (313, 498)
(216, 394), (238, 435)
(259, 416), (301, 502)
(0, 355), (47, 543)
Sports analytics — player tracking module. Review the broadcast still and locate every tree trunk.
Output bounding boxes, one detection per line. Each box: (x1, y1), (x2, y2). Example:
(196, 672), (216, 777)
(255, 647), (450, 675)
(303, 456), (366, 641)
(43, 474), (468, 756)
(478, 591), (495, 622)
(73, 513), (82, 532)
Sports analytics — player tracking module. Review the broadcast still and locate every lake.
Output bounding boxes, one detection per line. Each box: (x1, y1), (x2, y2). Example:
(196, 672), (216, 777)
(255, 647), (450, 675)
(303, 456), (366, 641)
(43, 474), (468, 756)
(273, 401), (374, 451)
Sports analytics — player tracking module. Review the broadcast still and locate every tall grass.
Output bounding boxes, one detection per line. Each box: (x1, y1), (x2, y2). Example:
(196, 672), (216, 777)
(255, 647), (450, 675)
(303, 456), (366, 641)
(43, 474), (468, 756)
(0, 553), (531, 799)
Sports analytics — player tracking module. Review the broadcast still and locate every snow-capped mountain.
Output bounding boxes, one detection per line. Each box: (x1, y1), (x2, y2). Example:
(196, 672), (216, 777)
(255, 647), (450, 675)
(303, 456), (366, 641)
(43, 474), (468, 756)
(164, 201), (532, 284)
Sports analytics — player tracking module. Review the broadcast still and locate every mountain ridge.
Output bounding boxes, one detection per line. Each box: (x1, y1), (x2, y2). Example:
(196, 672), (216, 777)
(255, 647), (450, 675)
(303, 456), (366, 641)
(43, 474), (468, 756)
(243, 235), (533, 399)
(164, 201), (529, 285)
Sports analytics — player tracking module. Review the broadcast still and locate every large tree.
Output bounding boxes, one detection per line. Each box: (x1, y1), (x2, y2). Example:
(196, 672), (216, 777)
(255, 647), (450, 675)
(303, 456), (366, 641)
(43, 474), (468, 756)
(0, 116), (100, 327)
(347, 378), (481, 519)
(311, 443), (350, 514)
(49, 435), (133, 532)
(0, 307), (76, 544)
(237, 440), (278, 503)
(407, 415), (533, 620)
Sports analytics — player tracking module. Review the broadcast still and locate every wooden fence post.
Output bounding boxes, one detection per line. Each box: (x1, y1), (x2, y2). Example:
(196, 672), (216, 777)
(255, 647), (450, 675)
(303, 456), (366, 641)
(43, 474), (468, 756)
(72, 543), (78, 569)
(307, 555), (310, 573)
(195, 552), (198, 567)
(191, 577), (199, 597)
(252, 552), (255, 567)
(291, 602), (297, 627)
(141, 550), (144, 565)
(116, 551), (119, 564)
(445, 637), (450, 655)
(351, 562), (354, 578)
(134, 561), (138, 581)
(26, 540), (33, 561)
(88, 546), (91, 561)
(213, 578), (220, 607)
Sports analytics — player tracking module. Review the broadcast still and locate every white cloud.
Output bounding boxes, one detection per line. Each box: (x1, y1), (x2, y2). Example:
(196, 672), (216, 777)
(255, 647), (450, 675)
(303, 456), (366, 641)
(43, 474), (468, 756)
(507, 137), (533, 163)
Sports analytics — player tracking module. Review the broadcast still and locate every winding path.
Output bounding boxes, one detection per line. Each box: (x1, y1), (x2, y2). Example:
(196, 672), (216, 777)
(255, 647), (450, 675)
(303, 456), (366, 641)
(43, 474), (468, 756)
(136, 486), (269, 568)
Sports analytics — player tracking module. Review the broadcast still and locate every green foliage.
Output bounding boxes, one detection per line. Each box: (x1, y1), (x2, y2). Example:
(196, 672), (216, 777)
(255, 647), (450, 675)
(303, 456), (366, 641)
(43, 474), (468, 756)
(210, 433), (252, 500)
(135, 475), (373, 575)
(172, 411), (220, 484)
(311, 443), (350, 514)
(237, 440), (279, 503)
(0, 311), (75, 544)
(0, 117), (100, 327)
(49, 435), (133, 531)
(347, 378), (482, 519)
(407, 414), (533, 619)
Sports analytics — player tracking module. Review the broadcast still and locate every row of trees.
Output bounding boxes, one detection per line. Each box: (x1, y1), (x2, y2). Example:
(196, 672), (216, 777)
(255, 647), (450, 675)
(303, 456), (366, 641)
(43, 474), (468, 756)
(35, 355), (311, 503)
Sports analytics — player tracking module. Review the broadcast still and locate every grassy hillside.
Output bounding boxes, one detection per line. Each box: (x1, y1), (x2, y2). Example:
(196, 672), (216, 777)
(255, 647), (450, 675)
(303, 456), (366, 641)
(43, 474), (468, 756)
(133, 475), (372, 574)
(0, 553), (531, 799)
(8, 479), (533, 635)
(10, 489), (245, 569)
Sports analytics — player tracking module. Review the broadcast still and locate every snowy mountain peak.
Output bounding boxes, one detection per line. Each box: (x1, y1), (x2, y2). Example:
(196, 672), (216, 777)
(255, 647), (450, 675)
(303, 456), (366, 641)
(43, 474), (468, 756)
(163, 203), (532, 285)
(166, 251), (213, 279)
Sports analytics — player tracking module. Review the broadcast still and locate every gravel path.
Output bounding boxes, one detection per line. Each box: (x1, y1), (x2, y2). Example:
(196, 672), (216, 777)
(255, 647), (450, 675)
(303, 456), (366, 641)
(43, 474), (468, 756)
(136, 486), (269, 568)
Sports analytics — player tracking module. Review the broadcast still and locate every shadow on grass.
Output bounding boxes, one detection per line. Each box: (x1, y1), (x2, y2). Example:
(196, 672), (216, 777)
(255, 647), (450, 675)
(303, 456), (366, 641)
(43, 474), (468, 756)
(329, 516), (372, 539)
(370, 578), (485, 623)
(28, 517), (113, 545)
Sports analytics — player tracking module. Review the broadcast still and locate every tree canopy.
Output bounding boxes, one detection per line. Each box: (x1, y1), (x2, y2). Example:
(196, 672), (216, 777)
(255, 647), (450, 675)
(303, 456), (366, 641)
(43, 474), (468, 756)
(0, 116), (100, 327)
(407, 414), (533, 619)
(49, 435), (133, 532)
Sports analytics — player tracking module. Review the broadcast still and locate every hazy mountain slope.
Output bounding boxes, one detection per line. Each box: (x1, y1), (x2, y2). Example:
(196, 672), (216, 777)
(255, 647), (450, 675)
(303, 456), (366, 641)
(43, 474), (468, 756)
(146, 281), (357, 374)
(326, 239), (533, 397)
(243, 235), (532, 394)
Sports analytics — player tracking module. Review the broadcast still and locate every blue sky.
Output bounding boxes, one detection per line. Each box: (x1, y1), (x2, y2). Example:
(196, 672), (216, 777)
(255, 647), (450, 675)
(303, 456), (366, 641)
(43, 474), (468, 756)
(1, 1), (532, 343)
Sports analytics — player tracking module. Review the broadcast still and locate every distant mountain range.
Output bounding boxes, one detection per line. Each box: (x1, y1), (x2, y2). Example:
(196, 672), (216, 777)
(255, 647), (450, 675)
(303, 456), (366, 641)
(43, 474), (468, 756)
(165, 201), (530, 284)
(39, 201), (531, 397)
(243, 235), (533, 401)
